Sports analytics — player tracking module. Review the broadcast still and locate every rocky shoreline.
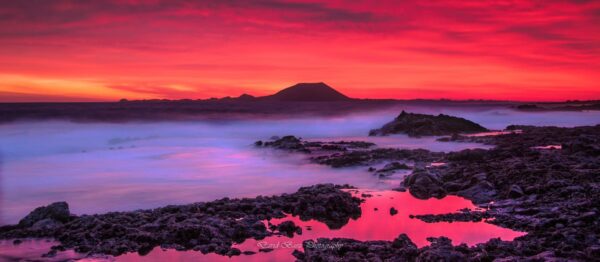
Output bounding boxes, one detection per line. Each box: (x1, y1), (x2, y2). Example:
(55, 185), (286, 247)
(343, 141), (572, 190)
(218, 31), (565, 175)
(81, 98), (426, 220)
(264, 124), (600, 261)
(0, 184), (361, 258)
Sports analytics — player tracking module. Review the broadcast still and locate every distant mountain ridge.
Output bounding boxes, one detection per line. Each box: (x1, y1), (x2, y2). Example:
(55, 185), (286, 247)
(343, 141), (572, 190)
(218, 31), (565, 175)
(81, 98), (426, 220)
(260, 82), (351, 102)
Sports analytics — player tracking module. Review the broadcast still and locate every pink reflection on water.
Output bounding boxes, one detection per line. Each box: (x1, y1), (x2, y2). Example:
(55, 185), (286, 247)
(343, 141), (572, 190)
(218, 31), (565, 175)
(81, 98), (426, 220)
(428, 162), (446, 167)
(531, 145), (562, 150)
(116, 190), (525, 262)
(464, 130), (522, 137)
(0, 191), (525, 261)
(0, 239), (84, 261)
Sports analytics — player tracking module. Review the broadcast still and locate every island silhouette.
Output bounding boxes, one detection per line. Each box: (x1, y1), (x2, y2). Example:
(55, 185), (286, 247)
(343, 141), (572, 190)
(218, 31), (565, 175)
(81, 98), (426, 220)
(262, 82), (351, 101)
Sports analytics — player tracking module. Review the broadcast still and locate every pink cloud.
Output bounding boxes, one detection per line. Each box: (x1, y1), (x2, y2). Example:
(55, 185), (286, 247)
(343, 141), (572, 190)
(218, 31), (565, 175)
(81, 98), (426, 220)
(0, 0), (599, 101)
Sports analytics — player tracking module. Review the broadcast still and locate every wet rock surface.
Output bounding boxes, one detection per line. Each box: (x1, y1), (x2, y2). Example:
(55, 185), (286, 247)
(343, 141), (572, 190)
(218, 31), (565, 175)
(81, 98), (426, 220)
(369, 111), (488, 137)
(0, 184), (362, 258)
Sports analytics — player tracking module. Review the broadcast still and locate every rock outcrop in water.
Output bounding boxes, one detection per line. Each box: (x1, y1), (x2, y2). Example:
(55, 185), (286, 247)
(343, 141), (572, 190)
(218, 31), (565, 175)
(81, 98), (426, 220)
(261, 136), (447, 172)
(402, 167), (447, 199)
(17, 202), (74, 228)
(410, 209), (492, 223)
(0, 184), (361, 258)
(260, 135), (445, 169)
(369, 111), (488, 137)
(257, 135), (375, 154)
(314, 148), (444, 168)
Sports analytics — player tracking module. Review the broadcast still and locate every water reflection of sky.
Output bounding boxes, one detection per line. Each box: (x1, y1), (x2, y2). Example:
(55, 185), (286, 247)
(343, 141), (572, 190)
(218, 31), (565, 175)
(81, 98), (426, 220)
(0, 106), (599, 225)
(0, 190), (526, 262)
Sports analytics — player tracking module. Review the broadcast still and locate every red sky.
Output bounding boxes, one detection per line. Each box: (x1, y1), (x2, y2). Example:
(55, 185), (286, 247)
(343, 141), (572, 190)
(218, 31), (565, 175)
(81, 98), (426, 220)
(1, 0), (599, 102)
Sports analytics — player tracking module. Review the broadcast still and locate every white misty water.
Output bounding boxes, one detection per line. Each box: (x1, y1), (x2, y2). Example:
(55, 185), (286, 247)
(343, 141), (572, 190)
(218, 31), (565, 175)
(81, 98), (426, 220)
(0, 105), (599, 225)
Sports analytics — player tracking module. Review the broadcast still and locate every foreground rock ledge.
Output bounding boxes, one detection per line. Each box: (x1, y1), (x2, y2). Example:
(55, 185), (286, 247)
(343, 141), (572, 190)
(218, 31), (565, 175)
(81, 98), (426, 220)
(0, 184), (361, 257)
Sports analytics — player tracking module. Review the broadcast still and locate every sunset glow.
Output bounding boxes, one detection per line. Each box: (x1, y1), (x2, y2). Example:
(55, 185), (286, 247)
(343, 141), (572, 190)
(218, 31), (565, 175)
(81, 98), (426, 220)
(1, 1), (599, 102)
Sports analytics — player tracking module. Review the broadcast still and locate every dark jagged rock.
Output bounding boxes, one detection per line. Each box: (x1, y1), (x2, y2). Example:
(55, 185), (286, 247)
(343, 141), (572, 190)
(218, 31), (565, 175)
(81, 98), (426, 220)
(261, 135), (443, 168)
(313, 148), (443, 168)
(418, 237), (467, 261)
(410, 209), (491, 223)
(18, 202), (72, 228)
(446, 148), (487, 162)
(294, 233), (581, 261)
(0, 184), (361, 257)
(284, 185), (362, 229)
(454, 182), (497, 204)
(403, 168), (447, 199)
(261, 135), (307, 152)
(369, 111), (488, 137)
(275, 221), (302, 237)
(374, 162), (411, 177)
(294, 234), (465, 261)
(296, 234), (419, 261)
(259, 135), (375, 155)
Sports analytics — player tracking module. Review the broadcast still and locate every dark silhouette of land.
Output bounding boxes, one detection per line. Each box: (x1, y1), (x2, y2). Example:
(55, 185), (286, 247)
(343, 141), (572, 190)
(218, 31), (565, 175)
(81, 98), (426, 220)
(0, 82), (597, 123)
(513, 101), (600, 111)
(261, 82), (351, 101)
(368, 111), (488, 137)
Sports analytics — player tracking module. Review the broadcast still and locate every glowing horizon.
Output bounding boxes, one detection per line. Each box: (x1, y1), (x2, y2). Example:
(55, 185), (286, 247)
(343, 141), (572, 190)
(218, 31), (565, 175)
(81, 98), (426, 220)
(1, 1), (599, 102)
